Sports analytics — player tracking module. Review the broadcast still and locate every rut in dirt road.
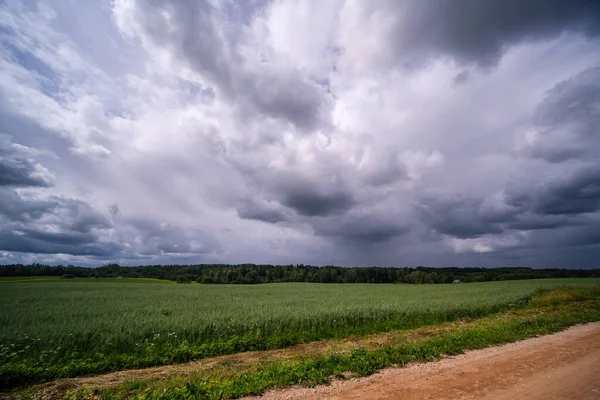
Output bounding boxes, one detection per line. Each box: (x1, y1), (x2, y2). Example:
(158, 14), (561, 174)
(247, 322), (600, 400)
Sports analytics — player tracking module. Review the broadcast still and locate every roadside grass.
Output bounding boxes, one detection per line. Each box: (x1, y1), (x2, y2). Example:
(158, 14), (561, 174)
(1, 279), (599, 392)
(60, 285), (600, 400)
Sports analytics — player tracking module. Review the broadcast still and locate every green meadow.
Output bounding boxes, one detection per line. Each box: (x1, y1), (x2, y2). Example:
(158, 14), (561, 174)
(1, 278), (600, 390)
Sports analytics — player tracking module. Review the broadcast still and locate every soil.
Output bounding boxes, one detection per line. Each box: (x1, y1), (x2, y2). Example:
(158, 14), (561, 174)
(246, 322), (600, 400)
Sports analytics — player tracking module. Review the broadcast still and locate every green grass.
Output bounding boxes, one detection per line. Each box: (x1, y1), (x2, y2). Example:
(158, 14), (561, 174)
(117, 286), (600, 400)
(0, 277), (171, 284)
(1, 278), (599, 390)
(0, 276), (61, 283)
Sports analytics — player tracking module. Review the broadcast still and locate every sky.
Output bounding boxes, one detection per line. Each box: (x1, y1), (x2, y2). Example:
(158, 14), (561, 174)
(0, 0), (599, 268)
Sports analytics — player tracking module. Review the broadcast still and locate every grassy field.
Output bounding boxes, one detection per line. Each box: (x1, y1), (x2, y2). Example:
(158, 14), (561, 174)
(0, 277), (172, 283)
(121, 286), (600, 400)
(1, 278), (599, 390)
(0, 276), (61, 283)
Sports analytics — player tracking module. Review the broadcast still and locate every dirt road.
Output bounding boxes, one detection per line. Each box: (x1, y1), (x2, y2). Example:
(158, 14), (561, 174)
(248, 323), (600, 400)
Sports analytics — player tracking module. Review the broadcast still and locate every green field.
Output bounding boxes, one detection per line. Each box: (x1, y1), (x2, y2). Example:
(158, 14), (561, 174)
(0, 276), (61, 283)
(1, 278), (599, 389)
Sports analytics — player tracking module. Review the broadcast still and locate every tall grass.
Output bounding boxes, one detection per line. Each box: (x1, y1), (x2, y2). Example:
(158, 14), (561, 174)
(126, 286), (600, 400)
(1, 278), (599, 388)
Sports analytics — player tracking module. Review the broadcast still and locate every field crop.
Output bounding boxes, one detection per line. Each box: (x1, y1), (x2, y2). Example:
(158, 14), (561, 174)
(1, 278), (599, 389)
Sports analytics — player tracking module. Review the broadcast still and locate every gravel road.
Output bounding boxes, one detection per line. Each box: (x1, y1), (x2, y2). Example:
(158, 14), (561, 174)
(247, 322), (600, 400)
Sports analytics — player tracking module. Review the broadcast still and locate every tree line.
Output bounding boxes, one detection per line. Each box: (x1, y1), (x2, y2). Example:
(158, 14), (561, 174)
(1, 263), (599, 284)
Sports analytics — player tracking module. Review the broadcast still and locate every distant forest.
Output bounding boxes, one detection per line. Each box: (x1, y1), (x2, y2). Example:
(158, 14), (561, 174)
(1, 263), (599, 284)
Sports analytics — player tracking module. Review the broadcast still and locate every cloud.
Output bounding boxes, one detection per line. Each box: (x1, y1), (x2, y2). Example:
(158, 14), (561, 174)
(0, 132), (220, 261)
(311, 212), (409, 243)
(0, 189), (119, 256)
(453, 70), (470, 86)
(0, 135), (53, 187)
(1, 0), (600, 268)
(0, 186), (221, 260)
(346, 0), (600, 69)
(520, 66), (600, 162)
(0, 189), (56, 221)
(0, 229), (122, 256)
(278, 181), (355, 217)
(506, 166), (600, 216)
(419, 195), (515, 239)
(236, 199), (287, 223)
(113, 0), (330, 131)
(118, 219), (221, 257)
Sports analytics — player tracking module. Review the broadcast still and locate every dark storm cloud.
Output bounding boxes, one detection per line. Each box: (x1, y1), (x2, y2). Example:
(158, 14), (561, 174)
(571, 228), (600, 247)
(490, 65), (600, 255)
(236, 199), (287, 223)
(0, 229), (122, 256)
(242, 72), (327, 130)
(20, 229), (98, 246)
(127, 0), (328, 130)
(2, 0), (600, 268)
(526, 66), (600, 163)
(0, 189), (221, 258)
(311, 214), (409, 243)
(0, 189), (55, 221)
(419, 197), (515, 239)
(506, 166), (600, 216)
(419, 193), (593, 241)
(510, 222), (600, 252)
(381, 0), (600, 67)
(0, 136), (52, 187)
(0, 133), (219, 258)
(0, 189), (120, 256)
(135, 1), (232, 90)
(239, 168), (357, 218)
(361, 153), (407, 187)
(281, 190), (354, 217)
(279, 184), (355, 217)
(0, 100), (74, 162)
(453, 70), (469, 86)
(420, 166), (600, 244)
(53, 198), (113, 233)
(420, 63), (600, 255)
(0, 135), (111, 233)
(508, 214), (580, 232)
(0, 158), (49, 187)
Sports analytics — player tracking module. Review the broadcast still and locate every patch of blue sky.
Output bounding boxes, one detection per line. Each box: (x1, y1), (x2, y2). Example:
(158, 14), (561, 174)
(3, 41), (62, 100)
(222, 0), (269, 26)
(177, 79), (216, 103)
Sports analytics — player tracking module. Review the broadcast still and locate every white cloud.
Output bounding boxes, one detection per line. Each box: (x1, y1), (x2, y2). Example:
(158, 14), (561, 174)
(0, 0), (600, 267)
